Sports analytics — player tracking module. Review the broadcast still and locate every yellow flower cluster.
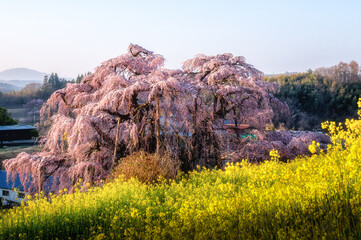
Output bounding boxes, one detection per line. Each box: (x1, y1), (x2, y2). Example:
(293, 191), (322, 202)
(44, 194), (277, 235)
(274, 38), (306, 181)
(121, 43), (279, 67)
(269, 149), (280, 161)
(308, 140), (321, 154)
(61, 132), (67, 141)
(0, 98), (360, 239)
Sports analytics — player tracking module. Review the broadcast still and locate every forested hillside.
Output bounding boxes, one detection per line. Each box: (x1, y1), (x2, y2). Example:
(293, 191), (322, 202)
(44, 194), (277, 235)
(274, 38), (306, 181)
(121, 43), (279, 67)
(265, 61), (361, 130)
(0, 73), (72, 107)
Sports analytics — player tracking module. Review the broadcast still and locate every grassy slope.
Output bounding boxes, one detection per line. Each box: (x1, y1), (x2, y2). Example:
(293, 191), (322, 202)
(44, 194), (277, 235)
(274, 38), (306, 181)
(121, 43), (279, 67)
(0, 142), (361, 239)
(1, 102), (360, 239)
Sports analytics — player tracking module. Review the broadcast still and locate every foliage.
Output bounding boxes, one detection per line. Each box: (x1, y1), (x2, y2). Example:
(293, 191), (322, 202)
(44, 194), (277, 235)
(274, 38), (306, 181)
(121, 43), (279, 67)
(39, 73), (69, 99)
(0, 100), (361, 239)
(30, 129), (39, 138)
(0, 73), (71, 107)
(4, 44), (288, 192)
(74, 72), (92, 83)
(315, 60), (360, 83)
(321, 98), (361, 153)
(265, 62), (361, 130)
(108, 151), (180, 184)
(227, 129), (330, 163)
(0, 107), (18, 126)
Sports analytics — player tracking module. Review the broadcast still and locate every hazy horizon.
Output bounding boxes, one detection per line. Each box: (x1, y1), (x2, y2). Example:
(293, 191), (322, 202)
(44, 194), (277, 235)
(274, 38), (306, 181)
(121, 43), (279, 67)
(1, 0), (360, 78)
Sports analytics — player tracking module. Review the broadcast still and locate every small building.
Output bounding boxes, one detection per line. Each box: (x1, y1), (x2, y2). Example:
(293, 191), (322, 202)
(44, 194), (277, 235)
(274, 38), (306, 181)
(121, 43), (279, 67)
(0, 125), (37, 147)
(0, 170), (58, 207)
(0, 170), (26, 206)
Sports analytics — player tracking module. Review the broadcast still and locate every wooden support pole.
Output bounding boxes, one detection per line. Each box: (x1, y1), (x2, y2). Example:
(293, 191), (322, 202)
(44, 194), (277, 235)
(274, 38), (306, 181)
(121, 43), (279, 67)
(113, 117), (121, 165)
(38, 168), (43, 194)
(156, 95), (161, 153)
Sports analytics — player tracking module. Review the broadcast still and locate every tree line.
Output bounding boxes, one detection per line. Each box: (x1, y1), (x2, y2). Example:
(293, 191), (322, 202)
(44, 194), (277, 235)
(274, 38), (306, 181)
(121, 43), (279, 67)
(265, 61), (361, 130)
(0, 73), (90, 107)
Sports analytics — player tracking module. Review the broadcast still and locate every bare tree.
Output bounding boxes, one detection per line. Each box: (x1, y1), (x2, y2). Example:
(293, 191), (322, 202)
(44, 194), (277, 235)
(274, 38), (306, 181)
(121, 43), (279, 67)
(315, 61), (360, 83)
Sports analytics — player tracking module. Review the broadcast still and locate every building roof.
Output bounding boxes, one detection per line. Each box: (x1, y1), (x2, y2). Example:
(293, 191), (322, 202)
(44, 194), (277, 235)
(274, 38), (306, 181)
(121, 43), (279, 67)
(0, 125), (36, 131)
(224, 124), (250, 130)
(0, 170), (25, 191)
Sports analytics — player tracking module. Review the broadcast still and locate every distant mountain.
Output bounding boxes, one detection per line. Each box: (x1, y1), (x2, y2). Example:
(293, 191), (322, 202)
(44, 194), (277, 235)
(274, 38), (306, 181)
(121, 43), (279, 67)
(0, 82), (22, 92)
(0, 68), (47, 81)
(0, 68), (74, 93)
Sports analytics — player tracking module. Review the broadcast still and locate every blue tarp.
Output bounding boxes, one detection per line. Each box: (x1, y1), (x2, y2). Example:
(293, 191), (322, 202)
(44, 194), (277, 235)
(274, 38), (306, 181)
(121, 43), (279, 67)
(0, 170), (56, 193)
(0, 170), (26, 191)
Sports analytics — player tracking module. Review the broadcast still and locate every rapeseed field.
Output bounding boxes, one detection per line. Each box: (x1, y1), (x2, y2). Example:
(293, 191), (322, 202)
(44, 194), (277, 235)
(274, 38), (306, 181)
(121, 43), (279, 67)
(1, 99), (361, 239)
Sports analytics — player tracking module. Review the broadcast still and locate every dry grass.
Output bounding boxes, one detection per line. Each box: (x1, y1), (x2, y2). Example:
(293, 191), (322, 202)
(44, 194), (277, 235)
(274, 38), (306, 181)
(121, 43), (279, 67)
(109, 151), (181, 184)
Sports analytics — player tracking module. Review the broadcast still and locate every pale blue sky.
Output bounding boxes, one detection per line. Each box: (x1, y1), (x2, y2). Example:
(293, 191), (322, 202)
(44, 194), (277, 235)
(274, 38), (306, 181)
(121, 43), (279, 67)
(0, 0), (360, 78)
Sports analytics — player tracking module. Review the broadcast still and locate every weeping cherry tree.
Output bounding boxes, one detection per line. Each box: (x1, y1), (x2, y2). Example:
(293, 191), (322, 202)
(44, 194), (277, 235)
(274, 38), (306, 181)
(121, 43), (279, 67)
(4, 44), (289, 192)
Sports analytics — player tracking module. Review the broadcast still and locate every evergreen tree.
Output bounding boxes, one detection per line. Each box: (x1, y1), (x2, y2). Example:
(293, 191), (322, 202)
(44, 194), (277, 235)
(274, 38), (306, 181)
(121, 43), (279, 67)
(0, 107), (18, 125)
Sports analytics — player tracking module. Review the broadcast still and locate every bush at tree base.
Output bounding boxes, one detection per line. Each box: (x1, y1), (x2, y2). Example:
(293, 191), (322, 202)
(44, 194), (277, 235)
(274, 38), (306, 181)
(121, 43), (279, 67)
(108, 151), (180, 184)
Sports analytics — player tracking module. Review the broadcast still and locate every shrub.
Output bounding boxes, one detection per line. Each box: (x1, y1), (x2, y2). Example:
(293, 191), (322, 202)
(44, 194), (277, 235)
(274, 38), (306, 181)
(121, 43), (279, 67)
(109, 151), (180, 184)
(0, 107), (18, 126)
